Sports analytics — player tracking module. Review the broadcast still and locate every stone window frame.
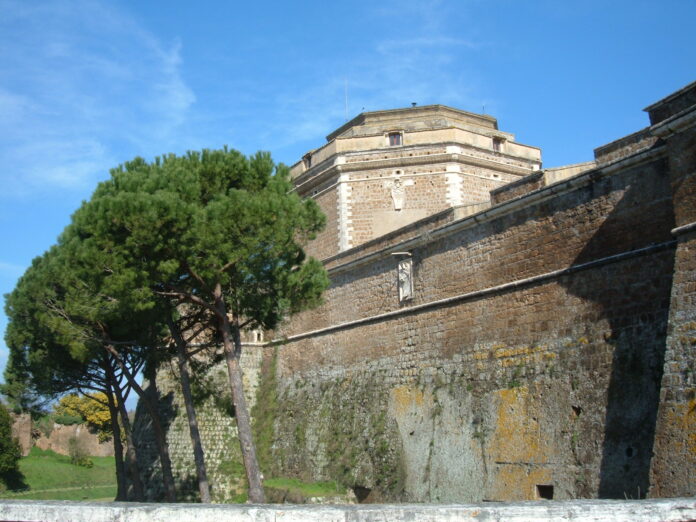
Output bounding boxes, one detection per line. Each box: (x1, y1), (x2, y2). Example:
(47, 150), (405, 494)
(492, 136), (505, 152)
(386, 131), (403, 147)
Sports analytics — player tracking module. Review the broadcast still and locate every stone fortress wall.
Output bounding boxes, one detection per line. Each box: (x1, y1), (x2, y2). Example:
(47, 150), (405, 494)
(132, 82), (696, 502)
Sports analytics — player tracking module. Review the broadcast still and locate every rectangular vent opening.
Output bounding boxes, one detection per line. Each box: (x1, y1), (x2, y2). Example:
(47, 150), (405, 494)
(536, 484), (554, 500)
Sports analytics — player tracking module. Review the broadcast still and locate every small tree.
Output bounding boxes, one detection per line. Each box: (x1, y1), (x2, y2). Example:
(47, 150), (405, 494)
(0, 402), (24, 491)
(3, 249), (153, 501)
(72, 149), (329, 502)
(55, 393), (115, 442)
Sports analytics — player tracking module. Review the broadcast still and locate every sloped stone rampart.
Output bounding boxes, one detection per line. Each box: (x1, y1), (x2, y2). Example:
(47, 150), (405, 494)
(131, 349), (263, 502)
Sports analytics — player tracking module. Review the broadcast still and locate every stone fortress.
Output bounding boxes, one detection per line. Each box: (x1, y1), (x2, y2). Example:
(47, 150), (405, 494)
(133, 81), (696, 503)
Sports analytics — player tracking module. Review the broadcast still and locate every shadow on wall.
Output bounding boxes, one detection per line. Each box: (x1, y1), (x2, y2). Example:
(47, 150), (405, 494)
(129, 371), (177, 502)
(561, 157), (675, 499)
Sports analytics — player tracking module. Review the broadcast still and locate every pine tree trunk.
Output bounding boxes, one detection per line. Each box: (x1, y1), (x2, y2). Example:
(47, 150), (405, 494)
(106, 346), (177, 502)
(110, 377), (144, 501)
(168, 318), (211, 503)
(105, 382), (127, 501)
(214, 286), (265, 503)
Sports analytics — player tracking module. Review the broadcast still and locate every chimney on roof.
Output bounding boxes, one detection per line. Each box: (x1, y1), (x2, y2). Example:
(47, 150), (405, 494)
(411, 102), (417, 107)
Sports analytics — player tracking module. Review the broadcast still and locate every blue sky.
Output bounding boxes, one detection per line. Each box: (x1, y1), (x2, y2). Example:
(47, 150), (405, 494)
(1, 0), (694, 397)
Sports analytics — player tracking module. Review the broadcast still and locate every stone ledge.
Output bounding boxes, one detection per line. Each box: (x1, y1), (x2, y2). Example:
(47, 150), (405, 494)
(1, 498), (696, 522)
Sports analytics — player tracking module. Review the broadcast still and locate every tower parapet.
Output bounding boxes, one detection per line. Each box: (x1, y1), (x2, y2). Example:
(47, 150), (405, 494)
(290, 105), (542, 259)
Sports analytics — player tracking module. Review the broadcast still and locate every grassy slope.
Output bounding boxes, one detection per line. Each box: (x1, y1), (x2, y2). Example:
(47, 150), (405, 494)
(263, 477), (346, 497)
(0, 447), (117, 501)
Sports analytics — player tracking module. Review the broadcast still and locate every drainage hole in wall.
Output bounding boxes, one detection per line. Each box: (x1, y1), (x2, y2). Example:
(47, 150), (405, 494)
(353, 486), (372, 503)
(536, 484), (554, 500)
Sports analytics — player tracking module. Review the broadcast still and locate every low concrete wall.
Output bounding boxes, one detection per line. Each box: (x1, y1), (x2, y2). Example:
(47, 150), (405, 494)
(0, 498), (695, 522)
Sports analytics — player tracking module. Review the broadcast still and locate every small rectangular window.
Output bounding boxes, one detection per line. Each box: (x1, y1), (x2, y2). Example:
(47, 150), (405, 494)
(492, 137), (503, 152)
(536, 484), (554, 500)
(388, 132), (402, 146)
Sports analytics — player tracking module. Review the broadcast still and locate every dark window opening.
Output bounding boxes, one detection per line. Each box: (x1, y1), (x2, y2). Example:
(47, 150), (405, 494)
(303, 153), (312, 168)
(536, 484), (554, 500)
(492, 137), (504, 152)
(625, 446), (634, 458)
(388, 132), (402, 146)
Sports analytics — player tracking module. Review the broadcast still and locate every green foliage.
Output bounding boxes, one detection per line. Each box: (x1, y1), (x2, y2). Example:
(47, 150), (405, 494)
(34, 415), (54, 438)
(217, 458), (244, 477)
(55, 393), (115, 441)
(70, 148), (329, 334)
(263, 477), (345, 497)
(507, 364), (524, 388)
(53, 413), (83, 426)
(230, 492), (248, 504)
(0, 402), (24, 491)
(252, 347), (279, 475)
(67, 437), (93, 468)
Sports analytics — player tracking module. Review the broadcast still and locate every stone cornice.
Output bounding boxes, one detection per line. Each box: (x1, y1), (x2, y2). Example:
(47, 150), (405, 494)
(293, 144), (537, 195)
(650, 106), (696, 138)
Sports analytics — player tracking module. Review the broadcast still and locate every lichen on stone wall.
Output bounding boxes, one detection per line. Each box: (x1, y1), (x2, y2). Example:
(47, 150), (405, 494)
(270, 368), (405, 501)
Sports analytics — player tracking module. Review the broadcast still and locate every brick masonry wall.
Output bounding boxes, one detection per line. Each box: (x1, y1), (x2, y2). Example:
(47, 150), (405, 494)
(267, 150), (678, 502)
(303, 179), (340, 261)
(594, 128), (659, 167)
(10, 414), (31, 457)
(34, 423), (114, 458)
(490, 171), (544, 205)
(347, 172), (450, 247)
(648, 105), (696, 497)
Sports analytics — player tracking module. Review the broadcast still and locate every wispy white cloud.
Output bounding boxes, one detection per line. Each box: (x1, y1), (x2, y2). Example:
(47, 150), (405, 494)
(0, 0), (196, 197)
(264, 16), (485, 156)
(0, 261), (25, 277)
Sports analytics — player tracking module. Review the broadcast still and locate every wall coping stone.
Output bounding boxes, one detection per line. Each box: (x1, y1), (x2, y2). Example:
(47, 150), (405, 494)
(1, 498), (695, 522)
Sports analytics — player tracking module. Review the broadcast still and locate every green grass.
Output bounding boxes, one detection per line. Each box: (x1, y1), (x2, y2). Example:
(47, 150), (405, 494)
(2, 485), (118, 501)
(263, 477), (345, 497)
(0, 447), (117, 501)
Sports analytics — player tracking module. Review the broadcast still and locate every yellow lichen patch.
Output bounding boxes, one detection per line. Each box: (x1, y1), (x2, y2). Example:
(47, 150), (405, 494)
(680, 397), (696, 457)
(389, 385), (427, 417)
(489, 386), (555, 465)
(490, 464), (553, 501)
(494, 345), (532, 359)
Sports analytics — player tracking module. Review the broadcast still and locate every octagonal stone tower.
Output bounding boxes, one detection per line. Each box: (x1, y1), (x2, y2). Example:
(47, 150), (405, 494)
(290, 105), (542, 260)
